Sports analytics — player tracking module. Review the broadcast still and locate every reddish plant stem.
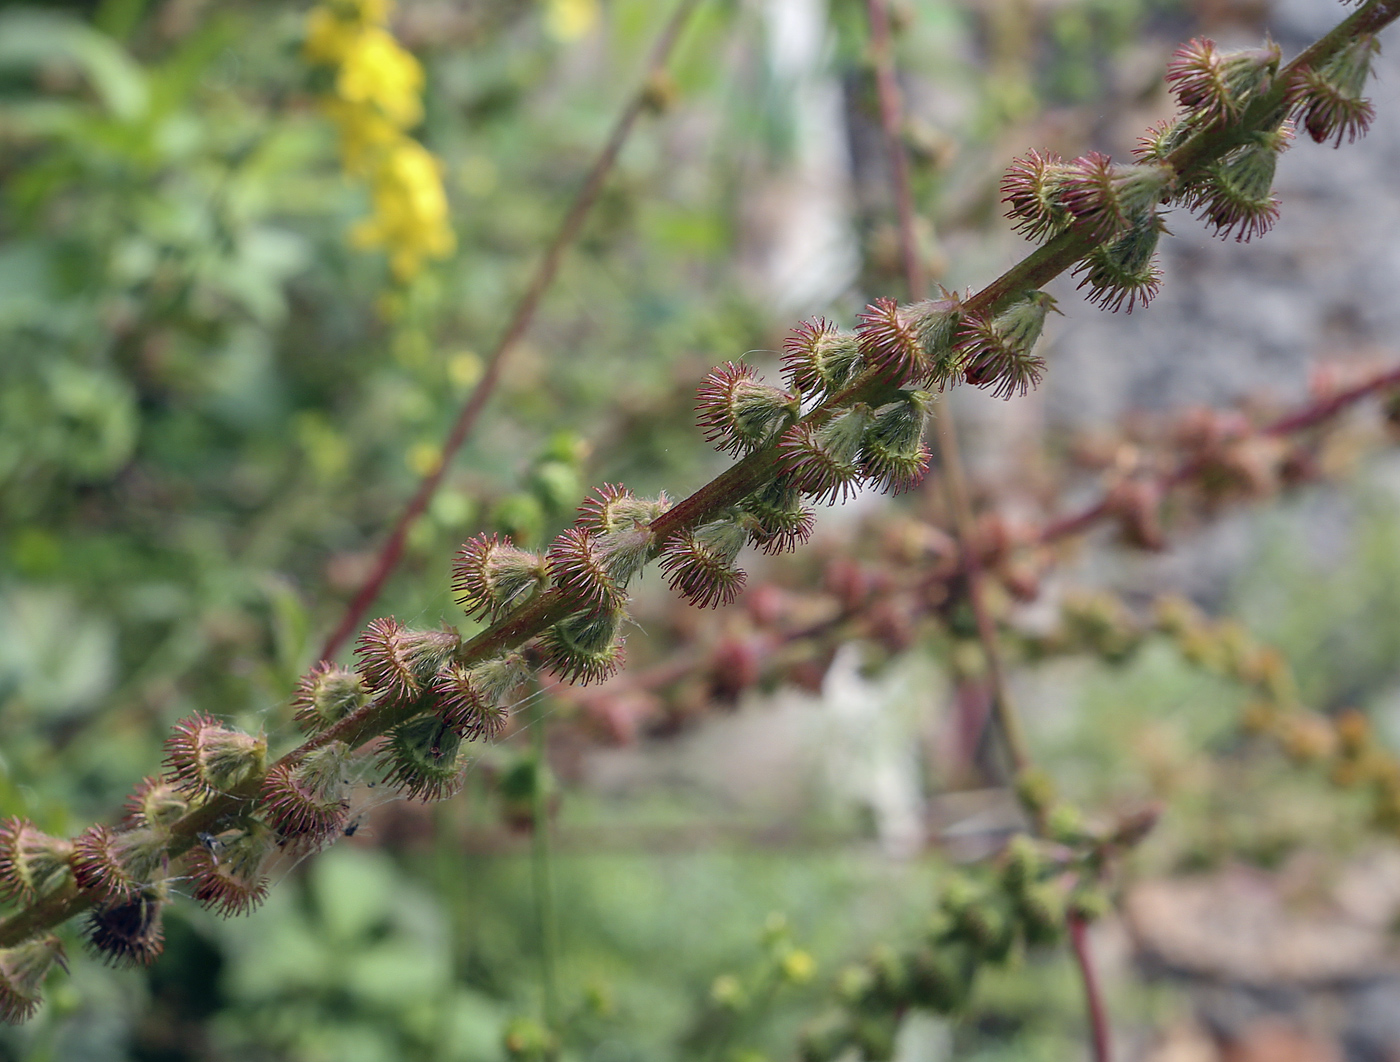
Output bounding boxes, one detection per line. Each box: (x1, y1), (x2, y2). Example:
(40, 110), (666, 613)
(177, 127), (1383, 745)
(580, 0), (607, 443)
(865, 1), (1104, 1056)
(1069, 915), (1113, 1062)
(863, 0), (1029, 774)
(317, 0), (707, 663)
(1036, 362), (1400, 546)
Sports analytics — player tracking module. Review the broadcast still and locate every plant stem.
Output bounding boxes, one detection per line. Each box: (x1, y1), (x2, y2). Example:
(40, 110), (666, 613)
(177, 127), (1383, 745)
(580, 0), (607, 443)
(530, 697), (561, 1035)
(864, 2), (1100, 1058)
(316, 0), (709, 663)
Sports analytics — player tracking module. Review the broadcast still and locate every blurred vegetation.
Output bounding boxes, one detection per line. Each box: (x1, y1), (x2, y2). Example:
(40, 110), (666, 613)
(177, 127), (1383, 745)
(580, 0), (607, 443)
(6, 0), (1400, 1058)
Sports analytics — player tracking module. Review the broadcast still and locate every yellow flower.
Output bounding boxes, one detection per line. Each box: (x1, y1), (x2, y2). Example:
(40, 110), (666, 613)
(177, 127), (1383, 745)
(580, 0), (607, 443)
(545, 0), (599, 41)
(336, 26), (424, 129)
(350, 138), (455, 279)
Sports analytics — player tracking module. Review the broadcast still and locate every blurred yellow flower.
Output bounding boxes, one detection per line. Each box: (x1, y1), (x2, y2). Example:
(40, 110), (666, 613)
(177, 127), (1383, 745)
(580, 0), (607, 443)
(304, 0), (454, 281)
(545, 0), (599, 42)
(336, 26), (423, 128)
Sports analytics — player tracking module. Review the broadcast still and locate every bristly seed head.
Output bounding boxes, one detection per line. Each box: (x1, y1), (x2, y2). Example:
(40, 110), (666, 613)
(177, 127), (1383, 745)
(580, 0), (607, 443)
(71, 825), (169, 904)
(783, 319), (865, 397)
(1166, 38), (1280, 126)
(378, 715), (465, 802)
(292, 662), (371, 735)
(1055, 154), (1175, 242)
(188, 821), (276, 917)
(546, 528), (627, 608)
(162, 713), (268, 800)
(1290, 34), (1380, 147)
(1001, 149), (1073, 241)
(86, 882), (168, 968)
(431, 653), (528, 740)
(451, 534), (549, 622)
(121, 777), (189, 833)
(1072, 212), (1166, 313)
(539, 604), (627, 684)
(695, 362), (798, 456)
(355, 619), (460, 704)
(260, 743), (353, 841)
(658, 517), (748, 609)
(958, 291), (1059, 400)
(739, 479), (815, 555)
(577, 483), (670, 535)
(776, 405), (876, 505)
(1187, 126), (1288, 241)
(861, 392), (935, 494)
(0, 936), (66, 1024)
(0, 819), (72, 906)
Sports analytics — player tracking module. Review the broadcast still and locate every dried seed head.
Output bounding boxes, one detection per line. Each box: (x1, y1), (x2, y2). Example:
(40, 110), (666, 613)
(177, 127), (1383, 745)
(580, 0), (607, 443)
(1291, 35), (1380, 146)
(539, 604), (627, 684)
(1072, 212), (1166, 313)
(260, 742), (353, 841)
(86, 882), (168, 968)
(378, 715), (465, 801)
(958, 291), (1058, 400)
(1166, 38), (1280, 126)
(695, 362), (798, 455)
(292, 662), (371, 735)
(577, 483), (670, 534)
(0, 819), (72, 906)
(431, 652), (529, 740)
(659, 518), (749, 609)
(451, 534), (550, 621)
(783, 319), (864, 397)
(71, 825), (169, 904)
(739, 479), (815, 555)
(188, 821), (276, 917)
(163, 713), (268, 799)
(356, 618), (460, 704)
(776, 405), (876, 504)
(861, 391), (935, 494)
(0, 936), (65, 1025)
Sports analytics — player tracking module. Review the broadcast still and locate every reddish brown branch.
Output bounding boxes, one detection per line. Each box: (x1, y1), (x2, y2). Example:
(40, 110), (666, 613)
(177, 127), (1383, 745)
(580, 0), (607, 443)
(317, 0), (707, 662)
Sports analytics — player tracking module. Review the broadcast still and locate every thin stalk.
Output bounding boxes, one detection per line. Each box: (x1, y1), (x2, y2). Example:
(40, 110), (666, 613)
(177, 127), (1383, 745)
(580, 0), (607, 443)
(317, 0), (709, 663)
(864, 1), (1098, 1058)
(530, 698), (561, 1034)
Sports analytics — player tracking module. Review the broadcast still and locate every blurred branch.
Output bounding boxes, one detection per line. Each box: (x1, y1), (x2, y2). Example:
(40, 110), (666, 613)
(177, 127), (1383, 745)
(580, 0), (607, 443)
(316, 0), (708, 663)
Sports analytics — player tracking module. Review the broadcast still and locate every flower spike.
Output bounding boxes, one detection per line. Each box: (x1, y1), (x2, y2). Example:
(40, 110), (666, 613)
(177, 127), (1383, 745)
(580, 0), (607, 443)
(862, 392), (935, 494)
(71, 825), (169, 904)
(1188, 125), (1289, 241)
(1001, 149), (1071, 241)
(740, 480), (816, 555)
(578, 483), (669, 534)
(777, 405), (877, 504)
(121, 777), (189, 832)
(431, 652), (528, 740)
